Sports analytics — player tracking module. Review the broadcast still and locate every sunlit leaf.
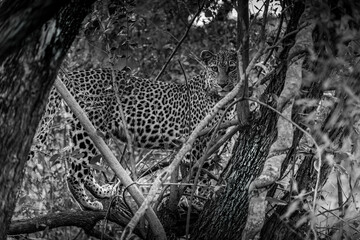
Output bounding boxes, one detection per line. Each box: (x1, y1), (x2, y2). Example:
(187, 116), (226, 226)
(295, 215), (309, 228)
(281, 200), (300, 220)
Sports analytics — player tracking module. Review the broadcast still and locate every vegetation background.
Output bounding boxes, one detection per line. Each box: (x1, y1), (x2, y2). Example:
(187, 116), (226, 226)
(1, 0), (360, 239)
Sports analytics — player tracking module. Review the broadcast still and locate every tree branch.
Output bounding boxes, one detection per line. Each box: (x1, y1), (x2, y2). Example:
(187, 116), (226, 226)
(8, 210), (127, 236)
(54, 78), (166, 240)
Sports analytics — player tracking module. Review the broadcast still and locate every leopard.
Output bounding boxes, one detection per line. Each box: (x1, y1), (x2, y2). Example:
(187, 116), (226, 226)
(30, 50), (238, 211)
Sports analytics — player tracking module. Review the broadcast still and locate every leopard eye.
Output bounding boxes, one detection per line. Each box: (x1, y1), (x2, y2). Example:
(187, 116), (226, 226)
(228, 65), (236, 72)
(210, 66), (218, 72)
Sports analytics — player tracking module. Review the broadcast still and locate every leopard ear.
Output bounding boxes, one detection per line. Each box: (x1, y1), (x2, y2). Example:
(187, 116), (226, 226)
(200, 50), (215, 65)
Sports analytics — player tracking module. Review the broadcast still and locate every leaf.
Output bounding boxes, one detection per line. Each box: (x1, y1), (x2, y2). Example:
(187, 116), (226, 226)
(292, 181), (299, 194)
(314, 158), (320, 172)
(266, 197), (288, 206)
(72, 149), (81, 155)
(96, 130), (107, 139)
(88, 163), (107, 173)
(52, 159), (62, 166)
(295, 215), (309, 228)
(113, 58), (127, 71)
(17, 196), (30, 206)
(36, 163), (43, 172)
(72, 149), (85, 159)
(90, 154), (102, 164)
(204, 9), (213, 18)
(281, 200), (300, 220)
(49, 154), (60, 165)
(37, 153), (45, 163)
(334, 151), (350, 162)
(334, 163), (348, 175)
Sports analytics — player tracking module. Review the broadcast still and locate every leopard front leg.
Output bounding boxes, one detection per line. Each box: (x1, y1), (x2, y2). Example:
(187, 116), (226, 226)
(83, 171), (116, 199)
(67, 156), (117, 210)
(67, 129), (117, 210)
(67, 173), (104, 211)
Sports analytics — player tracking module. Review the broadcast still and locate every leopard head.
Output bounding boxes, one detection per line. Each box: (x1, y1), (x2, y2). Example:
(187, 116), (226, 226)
(201, 50), (237, 97)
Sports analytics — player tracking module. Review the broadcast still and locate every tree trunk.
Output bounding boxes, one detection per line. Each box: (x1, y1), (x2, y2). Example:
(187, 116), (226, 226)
(191, 3), (305, 239)
(0, 0), (70, 63)
(190, 66), (283, 240)
(0, 1), (95, 238)
(260, 77), (330, 239)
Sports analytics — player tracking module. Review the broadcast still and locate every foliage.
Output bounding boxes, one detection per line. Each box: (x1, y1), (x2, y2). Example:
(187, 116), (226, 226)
(12, 0), (360, 239)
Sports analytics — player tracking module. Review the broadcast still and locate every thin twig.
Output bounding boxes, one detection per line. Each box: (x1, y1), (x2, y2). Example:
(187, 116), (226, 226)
(111, 69), (137, 180)
(154, 0), (206, 81)
(101, 196), (118, 240)
(199, 119), (239, 136)
(184, 124), (241, 237)
(138, 153), (173, 179)
(195, 125), (241, 170)
(120, 199), (151, 240)
(260, 0), (285, 73)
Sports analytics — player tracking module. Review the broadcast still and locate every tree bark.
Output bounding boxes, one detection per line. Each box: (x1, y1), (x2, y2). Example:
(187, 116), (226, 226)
(9, 211), (120, 235)
(191, 2), (305, 239)
(236, 0), (250, 126)
(0, 0), (70, 62)
(0, 0), (95, 238)
(190, 66), (283, 240)
(8, 199), (144, 239)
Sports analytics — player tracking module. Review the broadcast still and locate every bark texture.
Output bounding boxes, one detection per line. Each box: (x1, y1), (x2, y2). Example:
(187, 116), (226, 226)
(190, 66), (283, 240)
(8, 198), (142, 239)
(0, 0), (70, 62)
(0, 1), (95, 238)
(190, 2), (305, 239)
